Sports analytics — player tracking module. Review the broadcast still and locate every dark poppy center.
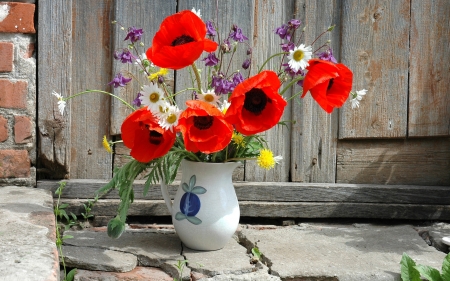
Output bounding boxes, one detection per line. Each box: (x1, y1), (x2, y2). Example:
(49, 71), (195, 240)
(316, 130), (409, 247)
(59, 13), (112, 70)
(171, 35), (195, 46)
(327, 78), (334, 91)
(244, 88), (267, 115)
(193, 116), (213, 130)
(149, 130), (163, 145)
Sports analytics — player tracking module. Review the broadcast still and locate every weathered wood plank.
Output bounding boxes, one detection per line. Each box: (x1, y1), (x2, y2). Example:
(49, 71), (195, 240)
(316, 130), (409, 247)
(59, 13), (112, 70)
(109, 0), (177, 135)
(37, 0), (73, 179)
(291, 0), (340, 182)
(69, 0), (113, 179)
(38, 180), (450, 205)
(408, 0), (450, 137)
(60, 199), (450, 220)
(337, 138), (450, 185)
(243, 0), (295, 182)
(339, 0), (410, 138)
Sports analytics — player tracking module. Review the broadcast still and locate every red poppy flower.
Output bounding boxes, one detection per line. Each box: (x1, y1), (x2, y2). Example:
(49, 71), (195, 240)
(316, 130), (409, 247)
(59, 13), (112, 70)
(121, 108), (176, 163)
(301, 59), (353, 113)
(225, 70), (287, 135)
(177, 100), (233, 154)
(146, 10), (218, 70)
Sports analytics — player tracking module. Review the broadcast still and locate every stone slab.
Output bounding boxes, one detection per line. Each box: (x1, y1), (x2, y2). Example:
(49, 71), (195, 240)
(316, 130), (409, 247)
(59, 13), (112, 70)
(74, 267), (173, 281)
(0, 186), (58, 281)
(184, 236), (256, 277)
(64, 229), (183, 266)
(239, 223), (447, 281)
(415, 222), (450, 253)
(62, 245), (137, 272)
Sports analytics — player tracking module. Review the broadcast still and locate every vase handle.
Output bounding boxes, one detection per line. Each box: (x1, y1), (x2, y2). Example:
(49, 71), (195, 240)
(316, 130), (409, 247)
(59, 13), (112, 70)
(160, 178), (173, 215)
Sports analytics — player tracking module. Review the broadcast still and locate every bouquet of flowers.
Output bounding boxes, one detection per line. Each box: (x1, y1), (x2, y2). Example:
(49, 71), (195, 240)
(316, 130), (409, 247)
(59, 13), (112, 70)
(53, 8), (366, 238)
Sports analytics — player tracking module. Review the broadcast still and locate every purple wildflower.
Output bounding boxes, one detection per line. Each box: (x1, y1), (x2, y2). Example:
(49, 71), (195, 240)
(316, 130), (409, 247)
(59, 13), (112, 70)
(202, 52), (219, 66)
(205, 20), (217, 37)
(242, 58), (251, 70)
(233, 72), (244, 86)
(132, 92), (143, 107)
(114, 49), (135, 64)
(124, 26), (143, 43)
(288, 19), (301, 29)
(211, 73), (234, 95)
(317, 48), (338, 63)
(274, 24), (290, 40)
(283, 63), (305, 78)
(280, 42), (295, 52)
(229, 25), (248, 42)
(108, 73), (132, 88)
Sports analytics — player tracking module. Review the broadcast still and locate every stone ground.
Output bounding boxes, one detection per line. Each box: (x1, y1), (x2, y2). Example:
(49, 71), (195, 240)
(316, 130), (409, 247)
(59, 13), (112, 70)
(1, 185), (449, 281)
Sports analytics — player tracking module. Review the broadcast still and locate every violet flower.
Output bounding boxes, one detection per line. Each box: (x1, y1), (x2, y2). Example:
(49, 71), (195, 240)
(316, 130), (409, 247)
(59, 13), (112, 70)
(317, 48), (338, 63)
(280, 42), (295, 52)
(132, 92), (143, 107)
(108, 73), (132, 88)
(274, 24), (290, 40)
(229, 25), (248, 42)
(202, 52), (219, 66)
(114, 49), (135, 64)
(242, 58), (251, 70)
(205, 20), (217, 37)
(288, 19), (301, 29)
(124, 26), (143, 43)
(233, 72), (244, 86)
(211, 74), (234, 95)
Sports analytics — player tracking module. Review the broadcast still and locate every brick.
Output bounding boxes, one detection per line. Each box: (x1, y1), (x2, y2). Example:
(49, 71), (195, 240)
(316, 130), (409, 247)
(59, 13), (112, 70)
(0, 79), (27, 109)
(0, 115), (7, 142)
(0, 149), (30, 178)
(23, 42), (34, 58)
(0, 42), (13, 72)
(0, 2), (35, 33)
(14, 115), (32, 143)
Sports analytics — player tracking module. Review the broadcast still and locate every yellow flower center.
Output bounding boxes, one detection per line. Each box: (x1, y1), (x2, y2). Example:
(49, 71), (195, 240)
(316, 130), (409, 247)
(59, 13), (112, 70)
(150, 92), (160, 103)
(204, 94), (215, 103)
(167, 113), (177, 124)
(102, 135), (112, 153)
(293, 49), (305, 62)
(159, 105), (167, 113)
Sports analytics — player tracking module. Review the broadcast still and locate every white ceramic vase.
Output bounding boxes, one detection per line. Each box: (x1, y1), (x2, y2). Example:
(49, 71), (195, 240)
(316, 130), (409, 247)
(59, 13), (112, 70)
(161, 159), (241, 250)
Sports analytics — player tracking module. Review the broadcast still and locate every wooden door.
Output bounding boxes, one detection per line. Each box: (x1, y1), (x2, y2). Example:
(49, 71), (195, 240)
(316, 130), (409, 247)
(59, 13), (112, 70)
(38, 0), (450, 185)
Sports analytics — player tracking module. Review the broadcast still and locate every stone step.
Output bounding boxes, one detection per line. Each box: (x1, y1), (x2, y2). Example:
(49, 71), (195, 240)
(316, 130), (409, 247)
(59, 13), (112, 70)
(0, 186), (59, 281)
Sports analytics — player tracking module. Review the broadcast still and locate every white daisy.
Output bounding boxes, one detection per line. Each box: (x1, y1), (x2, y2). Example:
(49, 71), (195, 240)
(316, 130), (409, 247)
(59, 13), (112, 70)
(197, 89), (220, 106)
(274, 155), (283, 165)
(150, 100), (170, 120)
(52, 91), (66, 115)
(139, 84), (165, 112)
(350, 89), (367, 109)
(287, 44), (313, 72)
(191, 7), (201, 18)
(219, 100), (231, 114)
(158, 105), (182, 132)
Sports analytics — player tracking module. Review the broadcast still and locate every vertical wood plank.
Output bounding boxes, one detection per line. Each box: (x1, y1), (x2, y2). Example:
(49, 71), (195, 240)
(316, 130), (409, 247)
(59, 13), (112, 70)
(244, 0), (295, 182)
(290, 0), (340, 183)
(69, 0), (113, 179)
(37, 0), (72, 179)
(109, 0), (177, 135)
(339, 0), (410, 139)
(408, 0), (450, 137)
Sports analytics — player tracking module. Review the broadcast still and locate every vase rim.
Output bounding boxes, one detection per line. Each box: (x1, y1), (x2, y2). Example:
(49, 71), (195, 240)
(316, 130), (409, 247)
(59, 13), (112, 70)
(182, 159), (242, 166)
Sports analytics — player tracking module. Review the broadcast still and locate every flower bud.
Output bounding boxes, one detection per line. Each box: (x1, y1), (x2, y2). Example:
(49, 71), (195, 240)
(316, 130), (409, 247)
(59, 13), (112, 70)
(327, 25), (335, 32)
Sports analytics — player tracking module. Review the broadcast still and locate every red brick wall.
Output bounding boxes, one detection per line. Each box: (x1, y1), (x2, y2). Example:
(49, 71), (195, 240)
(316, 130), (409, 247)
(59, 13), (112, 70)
(0, 1), (36, 186)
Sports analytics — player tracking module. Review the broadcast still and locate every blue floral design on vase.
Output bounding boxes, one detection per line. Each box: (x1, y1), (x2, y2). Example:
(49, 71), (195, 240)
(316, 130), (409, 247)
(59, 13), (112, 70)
(175, 175), (206, 225)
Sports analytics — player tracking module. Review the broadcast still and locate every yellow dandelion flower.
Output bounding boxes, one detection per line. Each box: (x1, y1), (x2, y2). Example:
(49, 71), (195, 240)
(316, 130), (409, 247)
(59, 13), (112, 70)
(102, 135), (112, 153)
(148, 68), (169, 82)
(256, 149), (282, 170)
(232, 132), (245, 148)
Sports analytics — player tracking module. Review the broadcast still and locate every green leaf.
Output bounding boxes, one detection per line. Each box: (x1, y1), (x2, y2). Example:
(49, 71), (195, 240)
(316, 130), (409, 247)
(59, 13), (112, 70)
(59, 203), (69, 209)
(189, 175), (196, 188)
(175, 212), (186, 221)
(182, 182), (190, 193)
(186, 216), (202, 225)
(415, 265), (443, 281)
(252, 247), (261, 260)
(70, 212), (77, 221)
(442, 253), (450, 281)
(191, 186), (207, 194)
(62, 235), (74, 240)
(65, 268), (77, 281)
(107, 217), (126, 239)
(400, 253), (421, 281)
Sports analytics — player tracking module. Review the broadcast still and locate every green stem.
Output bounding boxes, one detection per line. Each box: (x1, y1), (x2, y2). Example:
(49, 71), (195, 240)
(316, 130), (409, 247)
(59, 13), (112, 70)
(285, 90), (303, 102)
(279, 76), (304, 96)
(63, 90), (135, 111)
(191, 63), (202, 92)
(258, 52), (287, 73)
